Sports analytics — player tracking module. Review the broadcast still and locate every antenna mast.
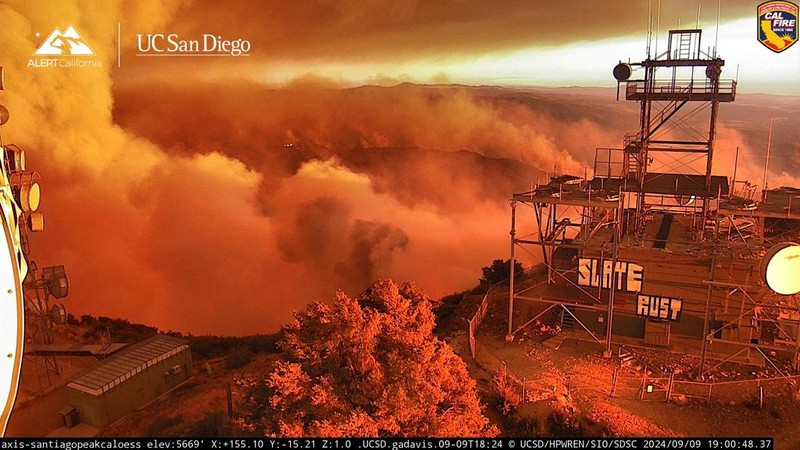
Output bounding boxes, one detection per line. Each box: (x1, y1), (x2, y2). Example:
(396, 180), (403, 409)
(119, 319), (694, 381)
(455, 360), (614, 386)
(655, 0), (662, 57)
(647, 0), (653, 58)
(763, 117), (774, 201)
(714, 0), (721, 56)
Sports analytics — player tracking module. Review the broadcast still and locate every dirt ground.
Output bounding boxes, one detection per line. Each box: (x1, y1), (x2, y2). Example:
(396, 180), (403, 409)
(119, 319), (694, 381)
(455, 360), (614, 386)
(445, 288), (800, 448)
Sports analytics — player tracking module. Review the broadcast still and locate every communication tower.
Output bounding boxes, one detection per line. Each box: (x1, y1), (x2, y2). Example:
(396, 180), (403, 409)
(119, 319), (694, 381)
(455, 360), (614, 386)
(611, 28), (735, 239)
(506, 27), (800, 379)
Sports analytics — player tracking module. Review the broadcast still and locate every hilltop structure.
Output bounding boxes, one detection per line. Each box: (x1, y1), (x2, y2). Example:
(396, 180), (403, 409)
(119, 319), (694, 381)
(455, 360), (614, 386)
(507, 29), (800, 376)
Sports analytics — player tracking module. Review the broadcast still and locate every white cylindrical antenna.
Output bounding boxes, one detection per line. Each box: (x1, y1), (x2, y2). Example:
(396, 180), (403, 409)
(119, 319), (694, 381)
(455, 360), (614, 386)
(763, 117), (774, 201)
(655, 0), (662, 57)
(696, 3), (701, 29)
(732, 146), (739, 196)
(714, 0), (721, 57)
(647, 0), (653, 58)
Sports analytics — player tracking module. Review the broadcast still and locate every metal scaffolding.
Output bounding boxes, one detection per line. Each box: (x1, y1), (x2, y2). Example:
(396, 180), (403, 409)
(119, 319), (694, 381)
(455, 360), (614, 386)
(506, 28), (800, 376)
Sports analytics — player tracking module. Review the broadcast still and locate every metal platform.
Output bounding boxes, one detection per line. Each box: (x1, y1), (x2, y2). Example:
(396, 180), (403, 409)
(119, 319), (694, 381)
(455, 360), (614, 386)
(625, 80), (736, 102)
(589, 174), (728, 197)
(719, 187), (800, 220)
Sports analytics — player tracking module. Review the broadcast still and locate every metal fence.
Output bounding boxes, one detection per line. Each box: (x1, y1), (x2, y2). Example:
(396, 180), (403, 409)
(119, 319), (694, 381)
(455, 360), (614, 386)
(611, 368), (674, 401)
(467, 291), (490, 359)
(611, 367), (800, 405)
(492, 359), (551, 405)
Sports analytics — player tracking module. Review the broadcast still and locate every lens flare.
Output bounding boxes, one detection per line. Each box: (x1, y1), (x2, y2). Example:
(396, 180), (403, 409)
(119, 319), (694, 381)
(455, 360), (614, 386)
(761, 243), (800, 296)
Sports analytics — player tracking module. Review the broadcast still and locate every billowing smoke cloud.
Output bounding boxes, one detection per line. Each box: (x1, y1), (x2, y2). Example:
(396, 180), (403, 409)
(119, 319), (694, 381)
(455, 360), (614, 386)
(0, 0), (303, 334)
(335, 220), (409, 289)
(274, 196), (408, 295)
(1, 1), (795, 336)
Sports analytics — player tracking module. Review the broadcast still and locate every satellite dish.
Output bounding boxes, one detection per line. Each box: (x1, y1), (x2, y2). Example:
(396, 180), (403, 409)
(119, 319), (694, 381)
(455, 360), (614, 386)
(48, 304), (68, 325)
(705, 63), (721, 81)
(42, 265), (68, 299)
(0, 105), (9, 126)
(23, 182), (40, 212)
(761, 243), (800, 295)
(675, 195), (696, 206)
(613, 63), (633, 81)
(10, 173), (40, 212)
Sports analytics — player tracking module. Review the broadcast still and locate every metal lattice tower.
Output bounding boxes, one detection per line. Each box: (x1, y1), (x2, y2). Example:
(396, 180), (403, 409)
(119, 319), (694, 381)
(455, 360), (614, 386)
(613, 29), (736, 237)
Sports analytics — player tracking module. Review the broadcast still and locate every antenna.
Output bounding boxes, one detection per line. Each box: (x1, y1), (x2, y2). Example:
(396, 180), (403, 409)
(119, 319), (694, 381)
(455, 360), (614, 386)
(655, 0), (662, 57)
(714, 0), (721, 57)
(647, 0), (653, 58)
(732, 146), (739, 196)
(762, 117), (774, 201)
(696, 3), (702, 29)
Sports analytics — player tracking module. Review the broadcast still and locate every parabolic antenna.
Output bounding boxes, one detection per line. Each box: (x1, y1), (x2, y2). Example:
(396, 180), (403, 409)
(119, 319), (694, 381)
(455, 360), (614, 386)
(761, 243), (800, 296)
(675, 194), (696, 206)
(613, 63), (633, 81)
(49, 304), (67, 325)
(10, 172), (41, 212)
(0, 148), (27, 436)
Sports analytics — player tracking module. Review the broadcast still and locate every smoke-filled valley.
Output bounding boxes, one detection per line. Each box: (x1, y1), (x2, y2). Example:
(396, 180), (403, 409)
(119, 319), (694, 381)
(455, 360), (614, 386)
(2, 1), (797, 335)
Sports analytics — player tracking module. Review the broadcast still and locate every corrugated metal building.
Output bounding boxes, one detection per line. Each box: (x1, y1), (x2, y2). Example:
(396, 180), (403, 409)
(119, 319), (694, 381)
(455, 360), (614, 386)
(65, 335), (192, 428)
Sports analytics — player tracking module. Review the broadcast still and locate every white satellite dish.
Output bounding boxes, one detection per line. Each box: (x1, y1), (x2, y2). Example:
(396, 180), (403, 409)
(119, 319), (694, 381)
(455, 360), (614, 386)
(675, 194), (696, 206)
(10, 172), (41, 212)
(761, 243), (800, 296)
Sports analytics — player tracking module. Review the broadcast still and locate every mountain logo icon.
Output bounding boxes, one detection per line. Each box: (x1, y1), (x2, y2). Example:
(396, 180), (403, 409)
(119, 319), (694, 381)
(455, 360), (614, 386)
(34, 25), (95, 56)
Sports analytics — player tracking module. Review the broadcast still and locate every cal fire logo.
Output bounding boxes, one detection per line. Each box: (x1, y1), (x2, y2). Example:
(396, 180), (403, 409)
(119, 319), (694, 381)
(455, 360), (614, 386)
(34, 25), (94, 55)
(758, 1), (798, 53)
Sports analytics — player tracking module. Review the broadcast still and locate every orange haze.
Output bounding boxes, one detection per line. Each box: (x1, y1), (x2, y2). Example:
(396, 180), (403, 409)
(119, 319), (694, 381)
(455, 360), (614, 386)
(0, 1), (796, 335)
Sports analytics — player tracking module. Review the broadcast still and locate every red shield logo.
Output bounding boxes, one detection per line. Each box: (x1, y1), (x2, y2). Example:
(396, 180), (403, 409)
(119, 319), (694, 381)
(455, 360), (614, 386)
(758, 1), (798, 53)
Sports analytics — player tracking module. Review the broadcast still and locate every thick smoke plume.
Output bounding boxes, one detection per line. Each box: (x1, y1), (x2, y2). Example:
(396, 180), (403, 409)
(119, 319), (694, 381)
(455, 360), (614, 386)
(1, 1), (795, 335)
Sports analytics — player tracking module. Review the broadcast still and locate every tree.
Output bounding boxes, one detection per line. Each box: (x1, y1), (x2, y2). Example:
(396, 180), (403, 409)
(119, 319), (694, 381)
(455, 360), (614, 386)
(235, 279), (496, 437)
(480, 259), (524, 287)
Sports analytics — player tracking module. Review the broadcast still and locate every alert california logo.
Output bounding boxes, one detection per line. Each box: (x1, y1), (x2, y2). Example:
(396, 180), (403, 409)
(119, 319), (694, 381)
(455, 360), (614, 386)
(757, 1), (798, 53)
(28, 25), (103, 68)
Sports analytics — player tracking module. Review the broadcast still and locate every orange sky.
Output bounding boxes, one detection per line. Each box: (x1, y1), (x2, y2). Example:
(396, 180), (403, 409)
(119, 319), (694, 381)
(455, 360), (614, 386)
(0, 1), (797, 335)
(109, 0), (797, 94)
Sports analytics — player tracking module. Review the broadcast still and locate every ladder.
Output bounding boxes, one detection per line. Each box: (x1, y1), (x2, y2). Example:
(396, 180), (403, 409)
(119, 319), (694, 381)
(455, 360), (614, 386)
(677, 32), (692, 59)
(561, 307), (576, 330)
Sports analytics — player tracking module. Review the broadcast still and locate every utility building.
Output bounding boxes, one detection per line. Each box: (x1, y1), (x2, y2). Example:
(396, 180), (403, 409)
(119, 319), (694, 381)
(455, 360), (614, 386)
(65, 335), (192, 429)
